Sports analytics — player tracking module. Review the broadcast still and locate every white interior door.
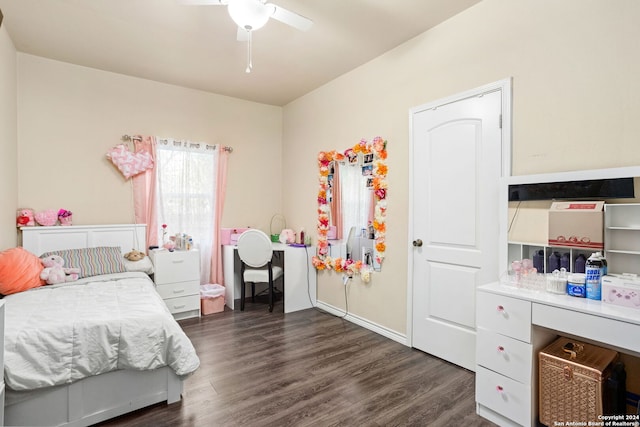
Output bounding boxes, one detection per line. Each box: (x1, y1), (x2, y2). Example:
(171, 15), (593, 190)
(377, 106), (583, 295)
(410, 86), (507, 371)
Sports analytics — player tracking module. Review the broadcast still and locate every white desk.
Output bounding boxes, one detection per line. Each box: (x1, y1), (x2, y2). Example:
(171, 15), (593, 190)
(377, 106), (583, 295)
(222, 243), (317, 313)
(476, 282), (640, 427)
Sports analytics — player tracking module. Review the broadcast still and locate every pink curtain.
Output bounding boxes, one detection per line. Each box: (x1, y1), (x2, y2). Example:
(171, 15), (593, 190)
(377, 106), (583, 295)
(330, 163), (344, 240)
(132, 136), (158, 251)
(210, 146), (229, 285)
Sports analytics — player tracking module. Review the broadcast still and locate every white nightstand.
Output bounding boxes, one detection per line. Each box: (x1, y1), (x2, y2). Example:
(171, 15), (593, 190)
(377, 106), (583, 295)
(150, 250), (201, 320)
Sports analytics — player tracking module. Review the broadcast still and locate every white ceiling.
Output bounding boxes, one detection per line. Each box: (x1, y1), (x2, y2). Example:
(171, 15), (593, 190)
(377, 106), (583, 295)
(0, 0), (481, 106)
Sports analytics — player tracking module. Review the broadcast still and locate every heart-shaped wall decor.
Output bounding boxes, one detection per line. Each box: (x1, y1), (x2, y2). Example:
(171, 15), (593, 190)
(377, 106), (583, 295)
(106, 144), (154, 179)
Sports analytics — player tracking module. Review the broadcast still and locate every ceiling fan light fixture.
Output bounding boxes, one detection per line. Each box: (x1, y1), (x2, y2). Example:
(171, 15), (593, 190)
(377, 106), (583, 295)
(228, 0), (270, 31)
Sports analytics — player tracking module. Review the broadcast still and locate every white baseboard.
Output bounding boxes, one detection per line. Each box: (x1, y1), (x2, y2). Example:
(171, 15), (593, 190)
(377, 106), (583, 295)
(315, 301), (409, 346)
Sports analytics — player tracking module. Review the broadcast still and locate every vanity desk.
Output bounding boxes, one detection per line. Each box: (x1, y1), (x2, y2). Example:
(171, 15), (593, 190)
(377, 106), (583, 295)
(476, 282), (640, 427)
(222, 243), (317, 313)
(476, 165), (640, 426)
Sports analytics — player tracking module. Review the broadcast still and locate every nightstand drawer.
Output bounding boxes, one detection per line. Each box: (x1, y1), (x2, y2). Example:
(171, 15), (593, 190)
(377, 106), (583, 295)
(476, 328), (532, 385)
(477, 291), (532, 342)
(476, 366), (530, 427)
(156, 280), (199, 300)
(163, 295), (200, 314)
(152, 251), (200, 284)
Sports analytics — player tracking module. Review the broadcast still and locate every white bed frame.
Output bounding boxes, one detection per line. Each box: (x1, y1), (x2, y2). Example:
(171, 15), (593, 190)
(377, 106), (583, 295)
(7, 224), (184, 427)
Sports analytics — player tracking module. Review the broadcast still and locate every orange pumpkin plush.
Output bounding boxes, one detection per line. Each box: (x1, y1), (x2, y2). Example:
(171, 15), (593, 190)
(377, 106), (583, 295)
(0, 247), (45, 295)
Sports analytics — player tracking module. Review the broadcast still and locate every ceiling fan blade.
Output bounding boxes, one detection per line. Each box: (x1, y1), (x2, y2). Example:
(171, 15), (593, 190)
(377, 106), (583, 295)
(237, 26), (249, 42)
(266, 3), (313, 32)
(179, 0), (227, 5)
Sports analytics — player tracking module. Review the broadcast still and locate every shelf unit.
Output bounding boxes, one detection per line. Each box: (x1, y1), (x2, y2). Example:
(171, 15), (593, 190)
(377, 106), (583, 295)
(604, 203), (640, 275)
(507, 241), (593, 274)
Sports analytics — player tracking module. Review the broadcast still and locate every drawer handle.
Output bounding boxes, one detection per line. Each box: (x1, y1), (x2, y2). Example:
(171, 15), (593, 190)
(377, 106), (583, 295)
(172, 260), (185, 264)
(497, 345), (505, 353)
(173, 304), (186, 309)
(496, 385), (504, 393)
(173, 289), (185, 294)
(496, 305), (504, 312)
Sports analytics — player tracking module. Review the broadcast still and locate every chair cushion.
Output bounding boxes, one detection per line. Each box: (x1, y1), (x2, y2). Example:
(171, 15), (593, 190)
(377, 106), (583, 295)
(243, 265), (283, 283)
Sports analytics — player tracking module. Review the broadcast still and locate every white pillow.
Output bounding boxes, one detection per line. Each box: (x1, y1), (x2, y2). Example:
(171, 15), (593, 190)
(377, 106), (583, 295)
(123, 256), (154, 275)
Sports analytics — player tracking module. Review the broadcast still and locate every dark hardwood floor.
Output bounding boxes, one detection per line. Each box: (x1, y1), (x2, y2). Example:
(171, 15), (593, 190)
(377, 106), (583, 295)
(99, 300), (496, 427)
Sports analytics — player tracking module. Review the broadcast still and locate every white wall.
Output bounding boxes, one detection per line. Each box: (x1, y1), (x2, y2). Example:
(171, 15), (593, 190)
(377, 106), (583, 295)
(17, 54), (283, 234)
(0, 26), (18, 249)
(282, 0), (640, 335)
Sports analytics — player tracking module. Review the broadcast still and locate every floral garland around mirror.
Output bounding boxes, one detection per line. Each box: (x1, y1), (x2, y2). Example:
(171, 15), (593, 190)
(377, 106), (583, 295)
(312, 137), (388, 283)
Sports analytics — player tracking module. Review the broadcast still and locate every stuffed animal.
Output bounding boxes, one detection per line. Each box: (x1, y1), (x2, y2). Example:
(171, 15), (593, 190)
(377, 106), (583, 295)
(35, 209), (58, 226)
(16, 208), (35, 227)
(279, 229), (296, 244)
(124, 249), (145, 261)
(40, 255), (80, 285)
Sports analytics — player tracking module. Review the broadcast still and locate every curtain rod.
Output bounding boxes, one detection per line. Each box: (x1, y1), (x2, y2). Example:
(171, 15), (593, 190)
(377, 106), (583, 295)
(121, 134), (233, 152)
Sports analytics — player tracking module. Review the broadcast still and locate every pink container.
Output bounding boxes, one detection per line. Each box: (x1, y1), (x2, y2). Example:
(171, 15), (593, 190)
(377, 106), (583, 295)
(200, 284), (225, 315)
(220, 228), (250, 245)
(201, 296), (225, 315)
(59, 215), (73, 226)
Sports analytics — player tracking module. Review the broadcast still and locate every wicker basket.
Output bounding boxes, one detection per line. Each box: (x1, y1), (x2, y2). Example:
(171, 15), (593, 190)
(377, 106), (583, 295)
(270, 213), (286, 243)
(539, 337), (618, 427)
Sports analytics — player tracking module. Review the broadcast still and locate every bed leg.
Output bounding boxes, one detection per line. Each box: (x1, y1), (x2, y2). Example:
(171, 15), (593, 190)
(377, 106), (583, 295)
(167, 372), (183, 404)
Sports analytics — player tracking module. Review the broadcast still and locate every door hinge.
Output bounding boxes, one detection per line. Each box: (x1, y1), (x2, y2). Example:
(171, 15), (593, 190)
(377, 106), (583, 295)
(499, 114), (502, 129)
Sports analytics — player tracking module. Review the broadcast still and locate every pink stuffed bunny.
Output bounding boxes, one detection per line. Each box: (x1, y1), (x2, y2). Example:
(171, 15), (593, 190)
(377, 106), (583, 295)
(40, 255), (80, 285)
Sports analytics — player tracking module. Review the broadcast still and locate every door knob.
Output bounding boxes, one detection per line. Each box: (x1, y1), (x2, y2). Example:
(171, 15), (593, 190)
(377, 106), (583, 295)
(412, 239), (423, 247)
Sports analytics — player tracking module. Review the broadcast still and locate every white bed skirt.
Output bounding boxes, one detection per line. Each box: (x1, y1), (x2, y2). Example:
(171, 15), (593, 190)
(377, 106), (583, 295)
(5, 367), (183, 427)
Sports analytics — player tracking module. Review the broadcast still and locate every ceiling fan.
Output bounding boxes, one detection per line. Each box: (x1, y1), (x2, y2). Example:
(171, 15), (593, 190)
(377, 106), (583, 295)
(182, 0), (313, 73)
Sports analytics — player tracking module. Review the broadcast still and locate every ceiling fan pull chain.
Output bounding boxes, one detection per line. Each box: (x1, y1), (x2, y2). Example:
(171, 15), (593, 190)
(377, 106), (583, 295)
(245, 29), (253, 73)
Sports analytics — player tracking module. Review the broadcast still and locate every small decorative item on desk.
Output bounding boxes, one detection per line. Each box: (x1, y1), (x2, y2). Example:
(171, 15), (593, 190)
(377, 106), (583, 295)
(501, 258), (545, 290)
(58, 209), (72, 226)
(546, 268), (568, 294)
(279, 229), (295, 244)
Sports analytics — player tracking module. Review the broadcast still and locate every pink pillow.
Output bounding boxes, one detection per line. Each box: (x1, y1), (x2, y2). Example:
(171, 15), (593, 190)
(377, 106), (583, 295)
(0, 247), (45, 295)
(106, 144), (154, 179)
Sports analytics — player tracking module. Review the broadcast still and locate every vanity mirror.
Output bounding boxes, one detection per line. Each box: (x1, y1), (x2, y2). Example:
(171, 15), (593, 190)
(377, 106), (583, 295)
(313, 137), (388, 280)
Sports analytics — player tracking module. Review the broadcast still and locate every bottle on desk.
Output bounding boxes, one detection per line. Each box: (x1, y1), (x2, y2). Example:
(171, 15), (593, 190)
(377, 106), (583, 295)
(574, 254), (586, 273)
(547, 251), (561, 273)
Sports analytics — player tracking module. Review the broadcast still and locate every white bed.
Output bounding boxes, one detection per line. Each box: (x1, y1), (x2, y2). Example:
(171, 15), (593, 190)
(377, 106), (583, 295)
(6, 224), (199, 427)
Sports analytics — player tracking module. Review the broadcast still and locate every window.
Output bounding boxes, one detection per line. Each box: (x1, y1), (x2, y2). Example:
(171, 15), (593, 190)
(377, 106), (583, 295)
(156, 140), (219, 284)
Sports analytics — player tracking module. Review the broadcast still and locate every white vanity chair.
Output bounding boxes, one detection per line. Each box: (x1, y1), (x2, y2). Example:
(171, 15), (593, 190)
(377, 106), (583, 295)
(237, 229), (284, 312)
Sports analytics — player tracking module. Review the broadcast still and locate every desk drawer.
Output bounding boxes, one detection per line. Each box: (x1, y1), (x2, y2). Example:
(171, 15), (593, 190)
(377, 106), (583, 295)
(163, 294), (200, 314)
(477, 328), (533, 385)
(155, 280), (199, 300)
(532, 302), (640, 355)
(477, 291), (532, 342)
(476, 366), (531, 427)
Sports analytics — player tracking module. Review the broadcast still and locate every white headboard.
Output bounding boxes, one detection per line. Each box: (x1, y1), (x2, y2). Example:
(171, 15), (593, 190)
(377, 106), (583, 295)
(20, 224), (147, 256)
